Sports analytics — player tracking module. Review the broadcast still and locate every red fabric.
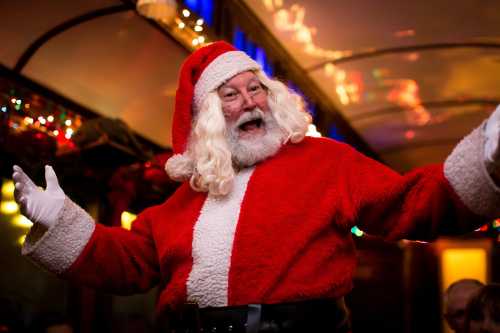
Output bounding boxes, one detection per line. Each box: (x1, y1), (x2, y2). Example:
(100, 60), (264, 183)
(64, 137), (485, 315)
(172, 41), (236, 154)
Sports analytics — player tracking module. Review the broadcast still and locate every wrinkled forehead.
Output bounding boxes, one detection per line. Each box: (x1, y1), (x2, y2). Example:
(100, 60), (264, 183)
(218, 70), (261, 90)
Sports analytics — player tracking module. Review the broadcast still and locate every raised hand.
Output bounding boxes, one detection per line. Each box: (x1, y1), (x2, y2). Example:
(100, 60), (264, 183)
(12, 165), (65, 228)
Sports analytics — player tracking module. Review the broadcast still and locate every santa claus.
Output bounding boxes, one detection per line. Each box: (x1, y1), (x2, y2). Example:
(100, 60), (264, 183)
(12, 41), (500, 333)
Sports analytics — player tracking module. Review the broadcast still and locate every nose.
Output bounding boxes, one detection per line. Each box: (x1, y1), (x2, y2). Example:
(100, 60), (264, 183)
(241, 90), (256, 111)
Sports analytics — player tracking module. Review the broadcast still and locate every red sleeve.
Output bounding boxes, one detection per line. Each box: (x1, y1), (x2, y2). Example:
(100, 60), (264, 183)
(339, 144), (486, 241)
(63, 207), (160, 295)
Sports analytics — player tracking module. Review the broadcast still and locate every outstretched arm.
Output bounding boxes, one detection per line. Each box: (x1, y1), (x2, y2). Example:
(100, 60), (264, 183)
(12, 166), (160, 294)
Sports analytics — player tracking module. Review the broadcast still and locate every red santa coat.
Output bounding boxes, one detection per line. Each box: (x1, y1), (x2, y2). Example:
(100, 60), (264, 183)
(23, 136), (488, 315)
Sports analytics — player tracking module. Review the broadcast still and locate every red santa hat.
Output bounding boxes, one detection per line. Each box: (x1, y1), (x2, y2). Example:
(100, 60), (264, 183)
(172, 41), (261, 155)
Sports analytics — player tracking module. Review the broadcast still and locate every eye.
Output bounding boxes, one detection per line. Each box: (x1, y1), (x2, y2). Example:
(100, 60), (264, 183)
(249, 84), (263, 94)
(222, 90), (238, 100)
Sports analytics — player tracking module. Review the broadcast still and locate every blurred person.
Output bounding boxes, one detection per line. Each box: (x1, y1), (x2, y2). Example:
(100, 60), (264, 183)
(11, 41), (500, 333)
(444, 279), (485, 333)
(465, 283), (500, 333)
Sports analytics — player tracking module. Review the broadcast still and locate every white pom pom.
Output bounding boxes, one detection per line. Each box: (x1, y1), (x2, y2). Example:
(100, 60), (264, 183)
(165, 154), (194, 182)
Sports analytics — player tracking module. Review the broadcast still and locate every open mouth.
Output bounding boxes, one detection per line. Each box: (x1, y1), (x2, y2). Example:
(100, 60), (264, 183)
(238, 118), (263, 132)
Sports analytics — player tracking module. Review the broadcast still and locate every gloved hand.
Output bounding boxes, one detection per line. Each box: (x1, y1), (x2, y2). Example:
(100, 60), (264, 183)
(485, 105), (500, 165)
(12, 165), (65, 229)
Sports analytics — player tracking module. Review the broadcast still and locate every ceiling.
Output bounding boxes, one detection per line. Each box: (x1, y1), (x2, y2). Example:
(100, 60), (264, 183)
(2, 0), (500, 172)
(245, 0), (500, 171)
(0, 0), (187, 148)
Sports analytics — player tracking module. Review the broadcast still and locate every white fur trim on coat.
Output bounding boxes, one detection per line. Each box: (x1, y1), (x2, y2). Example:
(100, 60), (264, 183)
(22, 197), (95, 274)
(186, 167), (255, 307)
(444, 121), (500, 218)
(194, 51), (261, 112)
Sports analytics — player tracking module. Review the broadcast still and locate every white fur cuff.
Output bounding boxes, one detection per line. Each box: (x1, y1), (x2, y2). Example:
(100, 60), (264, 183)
(444, 121), (500, 218)
(22, 197), (95, 274)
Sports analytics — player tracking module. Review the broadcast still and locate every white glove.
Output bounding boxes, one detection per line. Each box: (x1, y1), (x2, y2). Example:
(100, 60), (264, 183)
(12, 165), (65, 229)
(484, 105), (500, 165)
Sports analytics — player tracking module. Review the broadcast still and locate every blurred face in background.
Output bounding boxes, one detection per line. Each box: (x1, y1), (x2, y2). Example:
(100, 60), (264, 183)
(468, 313), (500, 333)
(445, 283), (484, 333)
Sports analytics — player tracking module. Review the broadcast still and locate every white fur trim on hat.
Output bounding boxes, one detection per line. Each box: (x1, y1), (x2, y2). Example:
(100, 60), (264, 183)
(193, 51), (261, 112)
(165, 153), (194, 181)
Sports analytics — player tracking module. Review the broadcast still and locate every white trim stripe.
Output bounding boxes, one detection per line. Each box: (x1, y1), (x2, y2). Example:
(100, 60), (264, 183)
(186, 167), (255, 307)
(194, 51), (261, 112)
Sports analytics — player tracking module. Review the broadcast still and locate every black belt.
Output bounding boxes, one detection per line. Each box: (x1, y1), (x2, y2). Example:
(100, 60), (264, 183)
(164, 298), (351, 333)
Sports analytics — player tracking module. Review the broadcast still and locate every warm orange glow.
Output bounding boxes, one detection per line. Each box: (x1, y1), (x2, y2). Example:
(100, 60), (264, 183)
(441, 248), (487, 290)
(386, 79), (430, 125)
(263, 1), (351, 59)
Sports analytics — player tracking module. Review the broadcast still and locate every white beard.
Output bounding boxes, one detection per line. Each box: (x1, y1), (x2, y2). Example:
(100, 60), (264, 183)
(227, 109), (285, 168)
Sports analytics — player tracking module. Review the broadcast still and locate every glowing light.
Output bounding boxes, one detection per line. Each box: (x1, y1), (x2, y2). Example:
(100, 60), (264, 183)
(493, 219), (500, 229)
(323, 63), (335, 77)
(38, 117), (46, 125)
(386, 79), (430, 125)
(53, 130), (59, 136)
(24, 103), (30, 109)
(264, 1), (351, 59)
(1, 106), (7, 112)
(192, 38), (199, 46)
(47, 115), (54, 122)
(16, 99), (22, 105)
(1, 180), (15, 198)
(17, 235), (26, 246)
(394, 29), (415, 38)
(405, 130), (415, 140)
(182, 9), (190, 17)
(441, 248), (487, 292)
(10, 98), (16, 104)
(65, 128), (73, 139)
(1, 200), (19, 214)
(336, 85), (349, 105)
(178, 21), (185, 29)
(196, 18), (204, 25)
(198, 36), (205, 44)
(351, 226), (364, 237)
(23, 117), (34, 125)
(12, 215), (33, 228)
(65, 119), (72, 126)
(194, 25), (203, 32)
(306, 124), (322, 137)
(121, 211), (137, 230)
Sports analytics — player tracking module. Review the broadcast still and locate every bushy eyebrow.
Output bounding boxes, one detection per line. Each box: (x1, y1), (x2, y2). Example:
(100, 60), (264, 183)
(219, 78), (261, 91)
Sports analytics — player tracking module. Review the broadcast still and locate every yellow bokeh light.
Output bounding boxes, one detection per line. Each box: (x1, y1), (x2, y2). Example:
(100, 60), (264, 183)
(441, 248), (487, 291)
(12, 215), (33, 228)
(121, 211), (137, 230)
(1, 180), (15, 198)
(1, 200), (19, 214)
(17, 235), (26, 246)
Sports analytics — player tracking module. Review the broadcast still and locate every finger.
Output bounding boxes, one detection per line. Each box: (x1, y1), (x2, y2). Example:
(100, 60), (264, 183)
(14, 182), (26, 199)
(12, 166), (36, 189)
(44, 165), (61, 192)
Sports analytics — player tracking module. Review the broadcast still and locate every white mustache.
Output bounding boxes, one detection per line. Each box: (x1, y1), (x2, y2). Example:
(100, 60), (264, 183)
(235, 109), (265, 128)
